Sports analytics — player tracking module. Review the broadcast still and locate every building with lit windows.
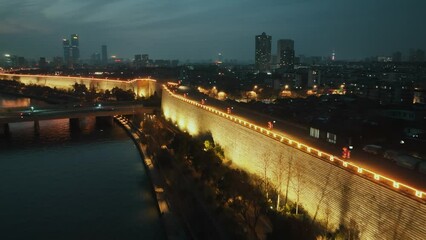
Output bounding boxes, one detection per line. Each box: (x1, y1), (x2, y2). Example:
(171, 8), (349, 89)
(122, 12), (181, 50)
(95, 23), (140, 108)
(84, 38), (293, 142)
(63, 39), (71, 66)
(142, 54), (150, 67)
(70, 34), (80, 63)
(277, 39), (294, 71)
(255, 32), (271, 72)
(62, 34), (80, 67)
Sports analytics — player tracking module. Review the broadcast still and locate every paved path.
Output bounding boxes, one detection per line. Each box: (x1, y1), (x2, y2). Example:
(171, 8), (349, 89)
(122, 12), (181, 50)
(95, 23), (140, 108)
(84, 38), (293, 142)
(115, 116), (189, 240)
(180, 89), (426, 191)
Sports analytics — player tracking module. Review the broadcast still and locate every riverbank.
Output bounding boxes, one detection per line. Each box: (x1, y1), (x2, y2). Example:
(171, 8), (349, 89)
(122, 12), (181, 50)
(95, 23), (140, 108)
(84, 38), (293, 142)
(0, 114), (164, 239)
(113, 115), (188, 240)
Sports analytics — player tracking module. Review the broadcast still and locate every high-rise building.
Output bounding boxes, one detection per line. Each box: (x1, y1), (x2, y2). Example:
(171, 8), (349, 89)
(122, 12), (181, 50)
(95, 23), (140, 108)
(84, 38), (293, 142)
(255, 32), (271, 71)
(134, 54), (142, 68)
(101, 45), (108, 65)
(331, 50), (336, 61)
(63, 39), (71, 66)
(91, 52), (101, 65)
(3, 54), (13, 67)
(308, 69), (320, 88)
(277, 39), (294, 70)
(52, 57), (63, 68)
(70, 34), (80, 63)
(62, 34), (80, 67)
(217, 52), (223, 64)
(142, 54), (149, 67)
(38, 57), (47, 69)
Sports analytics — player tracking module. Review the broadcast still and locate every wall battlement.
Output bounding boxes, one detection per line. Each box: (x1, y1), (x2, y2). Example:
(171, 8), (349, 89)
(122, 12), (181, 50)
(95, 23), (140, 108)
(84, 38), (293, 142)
(0, 73), (157, 98)
(161, 86), (426, 240)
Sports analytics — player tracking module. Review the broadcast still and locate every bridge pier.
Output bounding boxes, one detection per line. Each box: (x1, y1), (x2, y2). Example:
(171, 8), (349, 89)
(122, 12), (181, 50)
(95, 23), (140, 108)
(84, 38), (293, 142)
(96, 116), (113, 127)
(34, 120), (40, 135)
(69, 118), (81, 130)
(1, 123), (10, 136)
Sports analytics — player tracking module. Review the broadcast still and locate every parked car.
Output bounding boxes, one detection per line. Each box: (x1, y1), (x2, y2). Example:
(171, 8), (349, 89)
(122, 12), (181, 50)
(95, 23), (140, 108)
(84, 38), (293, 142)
(362, 145), (382, 155)
(383, 150), (400, 161)
(393, 155), (422, 170)
(418, 161), (426, 174)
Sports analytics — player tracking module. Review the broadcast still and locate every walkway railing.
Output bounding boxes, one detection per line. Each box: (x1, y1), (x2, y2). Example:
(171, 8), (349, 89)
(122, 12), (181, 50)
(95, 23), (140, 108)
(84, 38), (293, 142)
(163, 85), (426, 202)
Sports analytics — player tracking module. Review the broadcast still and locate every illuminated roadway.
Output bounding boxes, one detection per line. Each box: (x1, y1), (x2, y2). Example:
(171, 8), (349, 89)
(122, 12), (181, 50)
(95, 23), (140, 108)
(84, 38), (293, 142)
(167, 85), (425, 202)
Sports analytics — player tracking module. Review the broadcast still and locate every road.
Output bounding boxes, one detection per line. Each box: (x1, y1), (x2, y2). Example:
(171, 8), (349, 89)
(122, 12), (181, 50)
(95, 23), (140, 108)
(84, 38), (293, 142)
(176, 88), (426, 192)
(0, 104), (155, 124)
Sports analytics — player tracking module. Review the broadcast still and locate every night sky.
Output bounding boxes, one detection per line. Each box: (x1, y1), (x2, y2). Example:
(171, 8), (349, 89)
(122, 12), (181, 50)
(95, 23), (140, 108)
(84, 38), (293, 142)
(1, 0), (425, 61)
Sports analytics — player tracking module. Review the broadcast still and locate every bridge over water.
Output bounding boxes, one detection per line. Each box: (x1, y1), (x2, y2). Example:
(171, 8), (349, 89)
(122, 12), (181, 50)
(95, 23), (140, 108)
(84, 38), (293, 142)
(0, 104), (155, 135)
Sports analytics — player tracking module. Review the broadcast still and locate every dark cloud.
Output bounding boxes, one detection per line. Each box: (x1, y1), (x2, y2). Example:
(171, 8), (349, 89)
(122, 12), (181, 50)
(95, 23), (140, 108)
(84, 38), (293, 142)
(0, 0), (425, 61)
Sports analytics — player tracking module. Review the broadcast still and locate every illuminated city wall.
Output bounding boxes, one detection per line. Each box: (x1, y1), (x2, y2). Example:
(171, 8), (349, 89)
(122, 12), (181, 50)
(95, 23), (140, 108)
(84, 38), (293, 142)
(0, 73), (157, 98)
(162, 88), (426, 240)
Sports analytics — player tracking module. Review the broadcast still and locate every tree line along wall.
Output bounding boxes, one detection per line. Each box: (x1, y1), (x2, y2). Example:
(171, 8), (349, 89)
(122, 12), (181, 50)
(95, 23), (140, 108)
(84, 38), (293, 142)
(161, 88), (426, 240)
(0, 73), (157, 98)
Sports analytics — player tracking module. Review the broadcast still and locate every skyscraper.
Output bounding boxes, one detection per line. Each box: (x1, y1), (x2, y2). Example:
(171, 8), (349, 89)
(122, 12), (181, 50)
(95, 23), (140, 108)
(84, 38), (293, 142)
(255, 32), (271, 71)
(70, 34), (80, 64)
(277, 39), (295, 70)
(91, 52), (101, 65)
(38, 57), (47, 69)
(101, 45), (108, 65)
(142, 54), (149, 67)
(63, 39), (71, 67)
(134, 54), (142, 68)
(62, 34), (80, 67)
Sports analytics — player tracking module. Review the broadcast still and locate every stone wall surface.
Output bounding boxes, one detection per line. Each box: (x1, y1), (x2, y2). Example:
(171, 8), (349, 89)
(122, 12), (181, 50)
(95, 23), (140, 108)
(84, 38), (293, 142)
(0, 73), (156, 97)
(162, 88), (426, 240)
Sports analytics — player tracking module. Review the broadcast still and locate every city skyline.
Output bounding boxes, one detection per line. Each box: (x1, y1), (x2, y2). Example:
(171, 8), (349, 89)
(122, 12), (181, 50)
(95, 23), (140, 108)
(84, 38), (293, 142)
(1, 1), (426, 61)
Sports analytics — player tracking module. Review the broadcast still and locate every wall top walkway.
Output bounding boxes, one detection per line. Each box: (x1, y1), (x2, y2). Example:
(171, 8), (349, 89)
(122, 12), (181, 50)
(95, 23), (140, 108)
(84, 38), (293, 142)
(162, 85), (426, 203)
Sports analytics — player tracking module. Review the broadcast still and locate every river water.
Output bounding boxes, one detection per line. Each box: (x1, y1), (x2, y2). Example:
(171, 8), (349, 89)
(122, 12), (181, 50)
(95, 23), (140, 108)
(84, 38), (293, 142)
(0, 94), (165, 240)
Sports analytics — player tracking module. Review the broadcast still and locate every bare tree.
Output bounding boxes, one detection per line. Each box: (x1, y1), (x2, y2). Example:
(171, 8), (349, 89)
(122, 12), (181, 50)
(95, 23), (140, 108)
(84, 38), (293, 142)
(226, 171), (267, 240)
(259, 152), (272, 199)
(283, 149), (294, 207)
(291, 159), (304, 215)
(323, 203), (332, 238)
(312, 165), (334, 224)
(273, 152), (286, 210)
